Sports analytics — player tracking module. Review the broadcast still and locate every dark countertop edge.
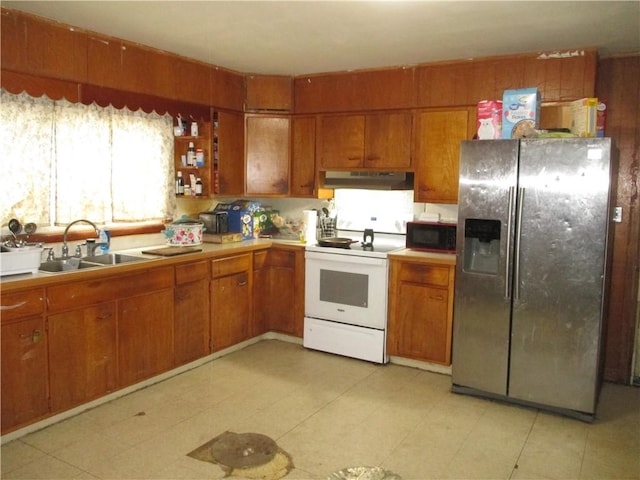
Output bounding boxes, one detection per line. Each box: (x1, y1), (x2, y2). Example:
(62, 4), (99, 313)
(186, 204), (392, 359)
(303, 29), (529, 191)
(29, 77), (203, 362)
(0, 239), (306, 292)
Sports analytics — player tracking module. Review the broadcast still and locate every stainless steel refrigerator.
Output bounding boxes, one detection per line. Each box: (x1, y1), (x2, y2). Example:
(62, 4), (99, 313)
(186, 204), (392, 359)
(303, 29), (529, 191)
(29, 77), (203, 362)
(452, 138), (614, 421)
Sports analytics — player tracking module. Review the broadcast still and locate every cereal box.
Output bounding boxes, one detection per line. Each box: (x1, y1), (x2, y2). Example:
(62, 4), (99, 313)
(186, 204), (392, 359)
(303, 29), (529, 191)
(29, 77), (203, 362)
(502, 88), (540, 138)
(477, 100), (503, 139)
(214, 200), (261, 239)
(570, 98), (598, 137)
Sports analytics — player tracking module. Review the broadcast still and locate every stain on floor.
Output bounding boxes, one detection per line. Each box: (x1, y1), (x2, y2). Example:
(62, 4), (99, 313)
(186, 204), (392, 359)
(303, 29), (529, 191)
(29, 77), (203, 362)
(188, 431), (293, 479)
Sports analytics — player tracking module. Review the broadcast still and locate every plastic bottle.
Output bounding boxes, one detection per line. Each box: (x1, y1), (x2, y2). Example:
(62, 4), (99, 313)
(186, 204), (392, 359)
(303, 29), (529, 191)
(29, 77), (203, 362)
(190, 121), (198, 137)
(176, 171), (184, 195)
(195, 177), (203, 195)
(187, 142), (196, 166)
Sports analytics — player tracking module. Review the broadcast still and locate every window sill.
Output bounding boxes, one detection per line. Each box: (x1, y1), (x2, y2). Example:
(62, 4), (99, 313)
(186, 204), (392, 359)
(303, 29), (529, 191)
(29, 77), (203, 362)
(23, 221), (166, 244)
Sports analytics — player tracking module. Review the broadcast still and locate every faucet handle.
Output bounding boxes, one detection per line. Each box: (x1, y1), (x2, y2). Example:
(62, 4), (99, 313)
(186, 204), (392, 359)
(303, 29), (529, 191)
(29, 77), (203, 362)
(74, 244), (83, 257)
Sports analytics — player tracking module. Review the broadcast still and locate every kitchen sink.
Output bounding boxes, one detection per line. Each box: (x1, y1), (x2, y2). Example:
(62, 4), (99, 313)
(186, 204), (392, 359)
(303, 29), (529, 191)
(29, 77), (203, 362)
(39, 258), (103, 272)
(82, 253), (145, 265)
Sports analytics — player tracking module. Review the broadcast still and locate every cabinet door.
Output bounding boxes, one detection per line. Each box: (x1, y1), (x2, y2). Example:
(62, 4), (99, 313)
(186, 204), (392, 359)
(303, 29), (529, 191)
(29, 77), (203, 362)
(291, 116), (317, 197)
(414, 109), (470, 204)
(216, 110), (245, 195)
(396, 283), (449, 364)
(252, 251), (269, 337)
(174, 279), (210, 365)
(1, 317), (48, 432)
(49, 303), (117, 413)
(319, 115), (365, 169)
(118, 289), (174, 387)
(245, 115), (290, 195)
(365, 112), (412, 169)
(211, 271), (251, 352)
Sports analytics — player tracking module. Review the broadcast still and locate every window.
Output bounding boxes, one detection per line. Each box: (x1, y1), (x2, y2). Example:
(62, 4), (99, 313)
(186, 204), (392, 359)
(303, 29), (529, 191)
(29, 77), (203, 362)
(0, 90), (176, 226)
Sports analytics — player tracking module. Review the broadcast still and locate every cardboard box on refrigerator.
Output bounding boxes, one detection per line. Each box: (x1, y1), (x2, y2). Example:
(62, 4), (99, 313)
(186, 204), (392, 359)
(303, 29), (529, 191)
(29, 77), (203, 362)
(476, 100), (503, 139)
(570, 98), (598, 137)
(502, 88), (540, 138)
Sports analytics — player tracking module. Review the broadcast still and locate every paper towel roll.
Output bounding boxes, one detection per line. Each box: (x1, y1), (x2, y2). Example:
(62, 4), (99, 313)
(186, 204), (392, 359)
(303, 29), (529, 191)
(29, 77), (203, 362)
(303, 210), (318, 245)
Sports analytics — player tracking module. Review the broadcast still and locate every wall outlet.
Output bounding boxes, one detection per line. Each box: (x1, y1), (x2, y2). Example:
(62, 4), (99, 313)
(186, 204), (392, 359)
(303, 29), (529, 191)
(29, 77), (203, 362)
(613, 206), (623, 223)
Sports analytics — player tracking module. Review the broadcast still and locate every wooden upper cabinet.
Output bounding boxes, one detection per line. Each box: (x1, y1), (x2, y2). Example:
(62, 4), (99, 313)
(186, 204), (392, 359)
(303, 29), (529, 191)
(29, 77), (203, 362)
(211, 67), (246, 111)
(245, 115), (291, 195)
(522, 50), (597, 101)
(414, 108), (472, 204)
(172, 56), (210, 105)
(319, 114), (365, 169)
(319, 112), (412, 170)
(245, 75), (293, 111)
(295, 68), (415, 114)
(20, 11), (87, 82)
(365, 112), (412, 169)
(216, 110), (245, 195)
(86, 36), (122, 89)
(417, 50), (597, 107)
(417, 62), (474, 107)
(291, 116), (317, 197)
(1, 8), (27, 72)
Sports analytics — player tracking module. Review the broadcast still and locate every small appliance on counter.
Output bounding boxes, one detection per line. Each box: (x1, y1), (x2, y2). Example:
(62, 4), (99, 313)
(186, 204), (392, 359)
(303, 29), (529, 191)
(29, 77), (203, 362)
(405, 221), (456, 253)
(199, 211), (229, 234)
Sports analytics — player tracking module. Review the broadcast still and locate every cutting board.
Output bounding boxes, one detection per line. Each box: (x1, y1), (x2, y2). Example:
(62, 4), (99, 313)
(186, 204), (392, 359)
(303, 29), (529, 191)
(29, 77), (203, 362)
(141, 246), (203, 256)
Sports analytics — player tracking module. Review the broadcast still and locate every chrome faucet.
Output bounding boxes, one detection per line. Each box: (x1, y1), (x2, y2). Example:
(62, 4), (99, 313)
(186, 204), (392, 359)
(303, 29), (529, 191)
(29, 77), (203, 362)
(61, 219), (100, 257)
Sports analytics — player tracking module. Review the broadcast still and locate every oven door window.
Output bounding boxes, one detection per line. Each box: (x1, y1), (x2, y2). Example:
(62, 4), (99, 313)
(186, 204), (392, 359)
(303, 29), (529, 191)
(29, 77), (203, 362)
(320, 269), (368, 307)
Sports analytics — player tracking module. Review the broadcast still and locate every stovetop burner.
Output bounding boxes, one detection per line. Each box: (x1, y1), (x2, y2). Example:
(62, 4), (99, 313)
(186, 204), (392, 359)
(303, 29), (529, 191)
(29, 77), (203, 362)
(307, 231), (405, 258)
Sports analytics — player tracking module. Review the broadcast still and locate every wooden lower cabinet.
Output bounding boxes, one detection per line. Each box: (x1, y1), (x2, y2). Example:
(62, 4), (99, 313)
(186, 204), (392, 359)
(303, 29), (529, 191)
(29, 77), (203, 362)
(118, 289), (174, 386)
(253, 246), (304, 337)
(1, 288), (48, 433)
(210, 254), (252, 352)
(174, 260), (210, 366)
(1, 316), (49, 432)
(48, 302), (117, 412)
(387, 257), (455, 365)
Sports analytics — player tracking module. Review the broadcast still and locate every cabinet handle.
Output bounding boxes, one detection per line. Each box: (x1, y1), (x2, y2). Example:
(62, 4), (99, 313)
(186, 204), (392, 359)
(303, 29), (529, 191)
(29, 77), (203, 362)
(237, 280), (247, 287)
(429, 295), (444, 301)
(1, 301), (26, 311)
(19, 330), (43, 343)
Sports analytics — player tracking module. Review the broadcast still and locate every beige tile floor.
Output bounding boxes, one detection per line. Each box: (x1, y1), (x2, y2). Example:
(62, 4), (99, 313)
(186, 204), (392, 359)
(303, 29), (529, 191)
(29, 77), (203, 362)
(2, 339), (639, 480)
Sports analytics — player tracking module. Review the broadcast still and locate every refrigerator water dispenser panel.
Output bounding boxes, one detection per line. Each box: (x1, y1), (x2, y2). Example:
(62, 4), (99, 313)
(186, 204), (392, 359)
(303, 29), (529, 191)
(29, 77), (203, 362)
(463, 219), (501, 274)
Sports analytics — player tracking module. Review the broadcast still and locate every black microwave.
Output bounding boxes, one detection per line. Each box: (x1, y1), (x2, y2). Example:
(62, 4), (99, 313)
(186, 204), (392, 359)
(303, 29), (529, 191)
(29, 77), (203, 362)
(406, 221), (457, 253)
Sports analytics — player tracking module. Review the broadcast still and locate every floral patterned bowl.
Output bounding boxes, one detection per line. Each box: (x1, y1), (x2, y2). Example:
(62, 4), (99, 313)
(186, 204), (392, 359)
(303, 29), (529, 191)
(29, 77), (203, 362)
(162, 217), (204, 246)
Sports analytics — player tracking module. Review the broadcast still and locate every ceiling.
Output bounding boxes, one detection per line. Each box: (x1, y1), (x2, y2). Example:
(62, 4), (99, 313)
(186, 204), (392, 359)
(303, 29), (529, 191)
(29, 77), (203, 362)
(3, 1), (640, 76)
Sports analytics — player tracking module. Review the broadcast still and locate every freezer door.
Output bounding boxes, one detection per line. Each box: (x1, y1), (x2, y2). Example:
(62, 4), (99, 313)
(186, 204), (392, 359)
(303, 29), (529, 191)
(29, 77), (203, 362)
(509, 138), (612, 414)
(452, 140), (519, 395)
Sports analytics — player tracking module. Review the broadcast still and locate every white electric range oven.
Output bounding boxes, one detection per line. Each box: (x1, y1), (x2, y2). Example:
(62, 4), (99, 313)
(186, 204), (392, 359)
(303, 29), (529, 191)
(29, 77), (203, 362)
(303, 231), (405, 364)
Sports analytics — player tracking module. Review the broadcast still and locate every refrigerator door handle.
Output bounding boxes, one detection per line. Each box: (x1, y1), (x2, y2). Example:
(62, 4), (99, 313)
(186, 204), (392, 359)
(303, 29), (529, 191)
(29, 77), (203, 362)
(505, 186), (516, 299)
(514, 187), (525, 300)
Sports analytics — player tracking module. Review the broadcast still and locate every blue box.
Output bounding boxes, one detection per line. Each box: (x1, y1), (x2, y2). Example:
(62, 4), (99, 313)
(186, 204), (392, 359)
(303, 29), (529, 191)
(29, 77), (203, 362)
(214, 200), (261, 239)
(502, 88), (540, 138)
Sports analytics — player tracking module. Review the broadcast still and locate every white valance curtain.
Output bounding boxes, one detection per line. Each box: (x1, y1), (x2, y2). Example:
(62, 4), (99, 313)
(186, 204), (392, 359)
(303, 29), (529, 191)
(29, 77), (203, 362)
(0, 89), (175, 226)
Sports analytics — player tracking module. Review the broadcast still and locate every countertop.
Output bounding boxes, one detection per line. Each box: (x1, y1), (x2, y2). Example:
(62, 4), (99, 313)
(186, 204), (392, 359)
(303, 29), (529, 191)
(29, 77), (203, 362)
(1, 240), (456, 292)
(0, 238), (306, 292)
(388, 248), (457, 266)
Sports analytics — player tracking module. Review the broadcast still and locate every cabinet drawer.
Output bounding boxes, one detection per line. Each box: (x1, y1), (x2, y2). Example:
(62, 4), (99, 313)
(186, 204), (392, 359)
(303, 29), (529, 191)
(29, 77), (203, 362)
(253, 251), (268, 270)
(266, 249), (295, 268)
(175, 260), (209, 285)
(1, 289), (45, 322)
(211, 254), (251, 278)
(47, 266), (174, 312)
(398, 263), (449, 287)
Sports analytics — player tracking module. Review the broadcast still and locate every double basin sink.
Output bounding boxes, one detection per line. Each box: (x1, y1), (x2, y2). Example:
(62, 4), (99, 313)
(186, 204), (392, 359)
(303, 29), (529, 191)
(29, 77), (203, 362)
(39, 253), (145, 273)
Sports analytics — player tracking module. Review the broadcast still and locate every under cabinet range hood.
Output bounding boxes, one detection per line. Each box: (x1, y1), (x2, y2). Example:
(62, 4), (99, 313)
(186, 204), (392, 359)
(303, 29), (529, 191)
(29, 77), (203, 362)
(321, 171), (414, 190)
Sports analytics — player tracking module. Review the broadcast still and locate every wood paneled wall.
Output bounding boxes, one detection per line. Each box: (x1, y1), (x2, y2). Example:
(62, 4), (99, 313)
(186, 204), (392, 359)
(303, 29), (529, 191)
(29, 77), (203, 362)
(597, 56), (640, 383)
